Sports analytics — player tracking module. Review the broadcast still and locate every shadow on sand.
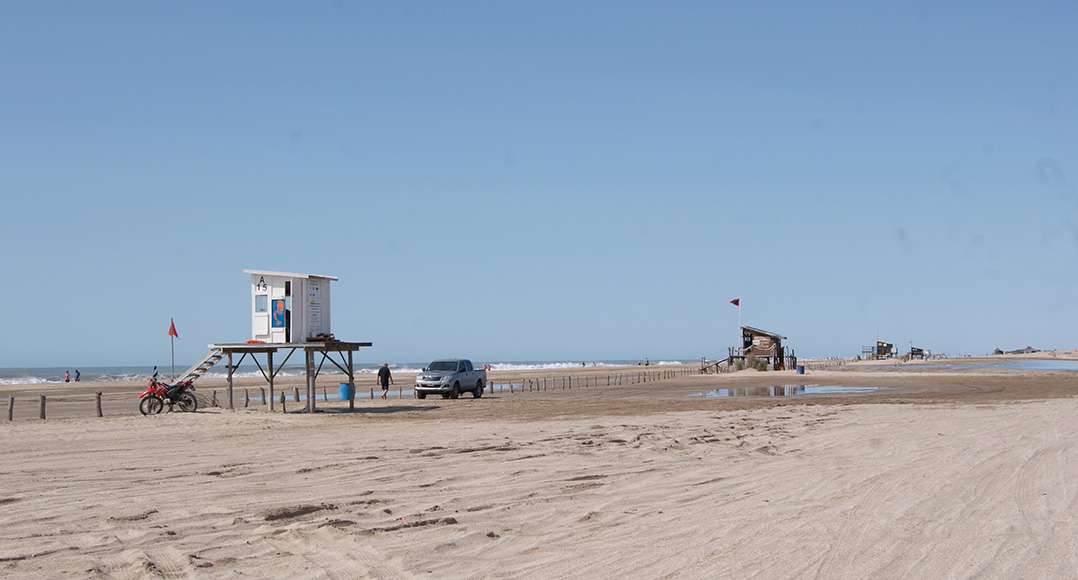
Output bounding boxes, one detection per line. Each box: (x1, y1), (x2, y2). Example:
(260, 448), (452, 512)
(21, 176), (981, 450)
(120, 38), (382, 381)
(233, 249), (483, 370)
(312, 405), (438, 415)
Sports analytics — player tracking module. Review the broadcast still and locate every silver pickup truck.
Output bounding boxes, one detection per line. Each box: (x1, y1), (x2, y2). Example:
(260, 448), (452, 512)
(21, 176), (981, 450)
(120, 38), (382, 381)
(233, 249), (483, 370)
(414, 359), (486, 399)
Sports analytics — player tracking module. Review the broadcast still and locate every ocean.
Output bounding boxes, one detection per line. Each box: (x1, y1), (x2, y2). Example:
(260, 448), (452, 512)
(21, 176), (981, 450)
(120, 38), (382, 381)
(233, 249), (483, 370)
(0, 360), (690, 386)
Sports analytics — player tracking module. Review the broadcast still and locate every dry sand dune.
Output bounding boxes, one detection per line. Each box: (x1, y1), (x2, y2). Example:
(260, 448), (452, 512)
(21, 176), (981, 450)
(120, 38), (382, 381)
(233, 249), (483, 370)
(2, 360), (1078, 578)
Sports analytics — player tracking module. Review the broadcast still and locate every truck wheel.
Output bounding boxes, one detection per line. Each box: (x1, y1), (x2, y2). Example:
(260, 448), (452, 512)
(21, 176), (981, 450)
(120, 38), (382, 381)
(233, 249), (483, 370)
(473, 379), (483, 398)
(417, 392), (426, 399)
(450, 383), (460, 399)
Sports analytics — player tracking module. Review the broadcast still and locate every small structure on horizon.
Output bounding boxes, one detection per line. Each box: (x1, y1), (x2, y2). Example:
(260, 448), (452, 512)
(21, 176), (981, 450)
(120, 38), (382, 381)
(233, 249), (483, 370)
(994, 346), (1039, 355)
(862, 341), (896, 360)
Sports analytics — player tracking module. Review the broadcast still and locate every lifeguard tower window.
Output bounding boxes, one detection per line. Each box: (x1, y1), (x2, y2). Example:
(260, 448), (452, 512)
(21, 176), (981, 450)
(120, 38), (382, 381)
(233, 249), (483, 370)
(285, 281), (291, 297)
(255, 295), (268, 313)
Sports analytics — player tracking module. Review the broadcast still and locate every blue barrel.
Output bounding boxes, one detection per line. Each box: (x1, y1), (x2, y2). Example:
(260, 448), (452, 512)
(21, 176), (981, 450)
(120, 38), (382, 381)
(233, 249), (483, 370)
(339, 383), (353, 401)
(796, 365), (805, 375)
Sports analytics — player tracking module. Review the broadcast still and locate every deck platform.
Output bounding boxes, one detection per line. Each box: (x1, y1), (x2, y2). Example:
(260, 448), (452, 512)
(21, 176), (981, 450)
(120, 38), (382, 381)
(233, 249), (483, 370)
(207, 340), (373, 413)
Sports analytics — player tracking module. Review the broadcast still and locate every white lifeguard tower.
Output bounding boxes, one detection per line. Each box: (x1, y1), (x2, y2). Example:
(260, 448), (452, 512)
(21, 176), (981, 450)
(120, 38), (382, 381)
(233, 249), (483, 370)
(173, 269), (371, 414)
(245, 269), (336, 344)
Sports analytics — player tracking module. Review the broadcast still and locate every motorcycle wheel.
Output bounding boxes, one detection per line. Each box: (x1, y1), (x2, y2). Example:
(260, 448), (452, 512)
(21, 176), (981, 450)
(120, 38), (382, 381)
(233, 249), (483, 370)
(176, 392), (198, 413)
(139, 396), (163, 416)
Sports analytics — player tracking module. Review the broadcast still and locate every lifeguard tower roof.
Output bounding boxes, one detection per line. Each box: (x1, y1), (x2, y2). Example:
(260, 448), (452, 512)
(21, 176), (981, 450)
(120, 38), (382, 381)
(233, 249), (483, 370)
(242, 269), (338, 281)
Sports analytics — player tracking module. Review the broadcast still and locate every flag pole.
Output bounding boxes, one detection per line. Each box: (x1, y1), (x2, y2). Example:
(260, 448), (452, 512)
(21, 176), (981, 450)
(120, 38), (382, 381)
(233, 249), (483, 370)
(168, 318), (178, 382)
(729, 298), (741, 360)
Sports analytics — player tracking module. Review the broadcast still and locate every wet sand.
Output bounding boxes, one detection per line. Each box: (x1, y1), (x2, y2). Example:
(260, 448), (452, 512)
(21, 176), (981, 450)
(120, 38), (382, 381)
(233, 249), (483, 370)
(2, 354), (1078, 578)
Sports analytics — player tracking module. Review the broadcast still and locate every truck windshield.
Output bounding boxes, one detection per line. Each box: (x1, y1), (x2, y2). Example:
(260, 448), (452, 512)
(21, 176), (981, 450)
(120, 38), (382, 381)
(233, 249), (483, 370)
(428, 361), (457, 372)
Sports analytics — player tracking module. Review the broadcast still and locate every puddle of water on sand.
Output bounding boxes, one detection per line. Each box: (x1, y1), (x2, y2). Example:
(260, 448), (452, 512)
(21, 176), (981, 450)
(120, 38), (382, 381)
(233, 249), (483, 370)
(688, 385), (885, 398)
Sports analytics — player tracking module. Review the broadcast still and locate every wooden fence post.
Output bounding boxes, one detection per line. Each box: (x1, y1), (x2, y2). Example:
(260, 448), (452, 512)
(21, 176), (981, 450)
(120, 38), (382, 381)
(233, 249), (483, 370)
(96, 392), (103, 417)
(244, 388), (250, 408)
(39, 394), (46, 420)
(8, 395), (13, 421)
(211, 390), (218, 407)
(261, 387), (266, 405)
(280, 392), (286, 412)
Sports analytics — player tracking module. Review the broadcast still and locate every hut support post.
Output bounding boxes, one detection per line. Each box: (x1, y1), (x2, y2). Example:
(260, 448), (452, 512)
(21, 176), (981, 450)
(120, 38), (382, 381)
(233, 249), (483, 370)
(268, 351), (275, 411)
(347, 350), (355, 411)
(227, 352), (234, 410)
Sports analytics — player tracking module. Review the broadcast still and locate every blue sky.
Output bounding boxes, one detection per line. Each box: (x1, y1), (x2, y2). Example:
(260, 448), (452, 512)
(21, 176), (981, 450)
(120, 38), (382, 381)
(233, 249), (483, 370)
(2, 1), (1076, 367)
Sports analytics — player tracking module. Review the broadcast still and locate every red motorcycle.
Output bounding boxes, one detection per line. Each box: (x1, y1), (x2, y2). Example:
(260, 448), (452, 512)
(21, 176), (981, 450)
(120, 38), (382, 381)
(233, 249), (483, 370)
(139, 367), (198, 415)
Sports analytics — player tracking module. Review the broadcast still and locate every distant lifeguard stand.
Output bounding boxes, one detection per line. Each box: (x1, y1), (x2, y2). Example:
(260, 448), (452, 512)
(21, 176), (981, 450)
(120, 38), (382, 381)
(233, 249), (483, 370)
(728, 326), (793, 370)
(173, 269), (371, 414)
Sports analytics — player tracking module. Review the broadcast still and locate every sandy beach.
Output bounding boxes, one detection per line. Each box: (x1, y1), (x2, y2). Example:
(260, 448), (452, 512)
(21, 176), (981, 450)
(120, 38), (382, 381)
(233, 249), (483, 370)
(3, 354), (1078, 578)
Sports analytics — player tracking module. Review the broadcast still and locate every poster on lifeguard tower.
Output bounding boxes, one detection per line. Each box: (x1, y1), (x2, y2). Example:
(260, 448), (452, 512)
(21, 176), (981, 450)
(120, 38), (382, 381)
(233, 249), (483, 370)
(271, 299), (286, 328)
(306, 280), (321, 338)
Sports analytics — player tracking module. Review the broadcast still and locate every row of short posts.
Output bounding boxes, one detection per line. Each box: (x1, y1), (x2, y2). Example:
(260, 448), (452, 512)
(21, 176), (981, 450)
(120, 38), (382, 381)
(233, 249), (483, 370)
(7, 387), (313, 418)
(7, 392), (105, 421)
(488, 367), (691, 395)
(4, 368), (692, 420)
(207, 367), (694, 407)
(211, 383), (411, 411)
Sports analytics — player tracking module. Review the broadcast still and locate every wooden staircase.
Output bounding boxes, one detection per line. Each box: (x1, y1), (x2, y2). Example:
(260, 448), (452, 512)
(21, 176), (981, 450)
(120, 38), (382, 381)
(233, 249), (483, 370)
(173, 348), (225, 384)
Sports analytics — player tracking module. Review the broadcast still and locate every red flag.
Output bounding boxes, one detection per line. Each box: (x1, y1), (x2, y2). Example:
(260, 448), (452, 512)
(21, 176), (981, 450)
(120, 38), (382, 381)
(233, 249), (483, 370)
(168, 318), (179, 339)
(729, 298), (740, 307)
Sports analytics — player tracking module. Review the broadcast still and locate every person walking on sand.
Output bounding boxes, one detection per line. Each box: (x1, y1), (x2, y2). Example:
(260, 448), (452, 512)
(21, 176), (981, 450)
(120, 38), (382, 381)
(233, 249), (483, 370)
(74, 370), (80, 382)
(65, 370), (70, 382)
(377, 363), (393, 400)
